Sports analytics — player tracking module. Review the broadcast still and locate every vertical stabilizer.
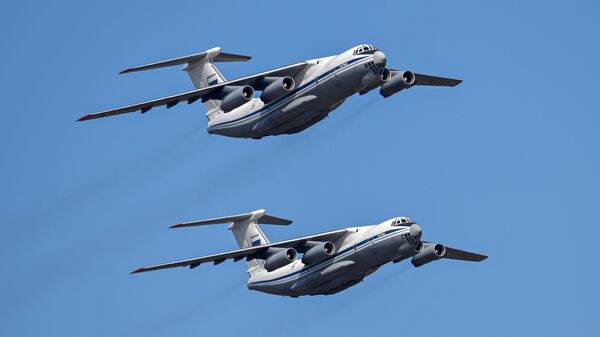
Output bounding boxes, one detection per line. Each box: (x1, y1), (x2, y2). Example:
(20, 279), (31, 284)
(183, 47), (228, 111)
(118, 47), (251, 112)
(228, 210), (271, 269)
(170, 209), (292, 272)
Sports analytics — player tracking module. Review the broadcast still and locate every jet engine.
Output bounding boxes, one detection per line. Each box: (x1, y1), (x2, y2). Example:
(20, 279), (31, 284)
(263, 247), (297, 272)
(358, 68), (393, 95)
(381, 68), (392, 82)
(220, 85), (255, 112)
(301, 241), (335, 265)
(260, 77), (296, 103)
(379, 70), (416, 98)
(411, 242), (446, 267)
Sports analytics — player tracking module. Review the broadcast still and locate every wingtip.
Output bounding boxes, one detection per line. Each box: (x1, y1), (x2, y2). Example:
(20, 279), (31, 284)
(77, 114), (91, 122)
(130, 268), (145, 274)
(169, 224), (182, 229)
(119, 68), (133, 75)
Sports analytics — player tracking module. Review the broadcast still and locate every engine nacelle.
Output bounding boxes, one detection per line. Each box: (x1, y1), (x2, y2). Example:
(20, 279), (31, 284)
(379, 70), (416, 98)
(381, 68), (392, 82)
(301, 241), (335, 265)
(260, 77), (295, 103)
(220, 85), (255, 112)
(359, 68), (393, 95)
(411, 243), (446, 267)
(414, 240), (424, 253)
(263, 247), (297, 272)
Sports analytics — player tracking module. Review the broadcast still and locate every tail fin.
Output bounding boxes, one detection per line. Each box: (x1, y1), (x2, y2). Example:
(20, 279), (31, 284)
(119, 47), (251, 111)
(171, 209), (292, 269)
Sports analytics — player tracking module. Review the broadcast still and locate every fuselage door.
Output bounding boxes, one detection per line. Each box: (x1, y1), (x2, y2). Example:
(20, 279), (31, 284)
(370, 236), (378, 255)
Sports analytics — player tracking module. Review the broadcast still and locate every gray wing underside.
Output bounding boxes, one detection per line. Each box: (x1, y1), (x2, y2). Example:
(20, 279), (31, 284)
(79, 62), (308, 121)
(131, 229), (348, 274)
(413, 73), (462, 87)
(443, 246), (487, 262)
(422, 241), (487, 262)
(390, 70), (462, 87)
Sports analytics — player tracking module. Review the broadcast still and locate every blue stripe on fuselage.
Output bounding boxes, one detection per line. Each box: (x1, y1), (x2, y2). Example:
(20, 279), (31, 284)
(207, 55), (370, 131)
(249, 227), (407, 286)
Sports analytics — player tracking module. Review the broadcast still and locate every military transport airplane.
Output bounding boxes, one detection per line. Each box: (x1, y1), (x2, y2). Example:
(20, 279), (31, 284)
(131, 209), (486, 297)
(79, 44), (462, 139)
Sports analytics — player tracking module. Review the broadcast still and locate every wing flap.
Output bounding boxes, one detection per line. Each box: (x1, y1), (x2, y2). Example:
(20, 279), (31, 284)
(130, 229), (348, 274)
(79, 62), (308, 122)
(130, 245), (265, 274)
(77, 87), (211, 121)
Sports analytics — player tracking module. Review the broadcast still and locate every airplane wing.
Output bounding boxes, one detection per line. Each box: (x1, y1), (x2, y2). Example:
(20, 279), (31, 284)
(443, 246), (487, 262)
(78, 61), (308, 122)
(413, 73), (462, 87)
(389, 69), (462, 87)
(130, 228), (348, 274)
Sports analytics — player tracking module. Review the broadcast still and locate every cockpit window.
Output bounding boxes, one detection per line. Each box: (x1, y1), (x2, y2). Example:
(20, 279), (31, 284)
(353, 44), (378, 55)
(392, 217), (414, 226)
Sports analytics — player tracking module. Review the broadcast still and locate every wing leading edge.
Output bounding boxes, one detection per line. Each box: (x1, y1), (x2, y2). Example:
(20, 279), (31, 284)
(414, 73), (462, 87)
(130, 229), (348, 274)
(443, 246), (487, 262)
(78, 61), (308, 122)
(389, 69), (462, 87)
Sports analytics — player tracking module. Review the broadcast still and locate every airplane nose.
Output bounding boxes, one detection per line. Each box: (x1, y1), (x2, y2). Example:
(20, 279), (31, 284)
(373, 51), (387, 65)
(409, 224), (422, 238)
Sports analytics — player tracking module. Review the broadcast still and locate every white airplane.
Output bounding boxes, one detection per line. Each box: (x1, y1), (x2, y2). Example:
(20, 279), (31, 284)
(79, 44), (462, 139)
(132, 209), (486, 297)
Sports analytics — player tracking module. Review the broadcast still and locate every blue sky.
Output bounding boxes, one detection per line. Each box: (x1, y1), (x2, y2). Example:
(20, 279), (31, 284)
(1, 0), (599, 336)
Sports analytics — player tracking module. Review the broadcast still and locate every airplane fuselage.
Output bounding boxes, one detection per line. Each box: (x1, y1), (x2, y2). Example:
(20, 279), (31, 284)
(206, 47), (386, 138)
(248, 219), (422, 297)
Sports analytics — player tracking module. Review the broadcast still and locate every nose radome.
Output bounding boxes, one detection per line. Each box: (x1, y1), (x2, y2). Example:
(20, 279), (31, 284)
(373, 51), (387, 65)
(410, 224), (422, 238)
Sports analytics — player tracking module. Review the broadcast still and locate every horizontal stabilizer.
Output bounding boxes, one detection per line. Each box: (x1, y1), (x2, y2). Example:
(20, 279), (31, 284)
(214, 52), (253, 62)
(119, 47), (251, 74)
(170, 209), (292, 229)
